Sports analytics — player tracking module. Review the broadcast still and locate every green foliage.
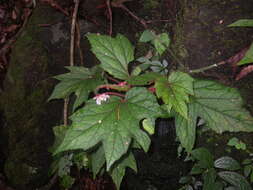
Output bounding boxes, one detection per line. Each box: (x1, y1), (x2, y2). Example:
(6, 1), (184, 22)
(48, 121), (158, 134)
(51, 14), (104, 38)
(139, 30), (170, 55)
(155, 71), (194, 119)
(54, 87), (161, 171)
(110, 151), (137, 189)
(87, 34), (134, 80)
(218, 171), (251, 189)
(242, 158), (253, 183)
(227, 137), (247, 150)
(228, 19), (253, 27)
(191, 147), (214, 169)
(59, 174), (75, 189)
(214, 157), (241, 171)
(175, 105), (197, 153)
(188, 80), (253, 133)
(142, 118), (155, 135)
(127, 72), (161, 85)
(237, 43), (253, 66)
(49, 125), (89, 187)
(48, 66), (104, 110)
(175, 79), (253, 152)
(48, 32), (253, 189)
(228, 19), (253, 66)
(180, 147), (252, 190)
(135, 57), (169, 74)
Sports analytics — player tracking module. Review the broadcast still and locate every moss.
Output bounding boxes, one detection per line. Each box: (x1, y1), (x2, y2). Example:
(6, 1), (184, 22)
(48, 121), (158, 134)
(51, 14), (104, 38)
(4, 160), (32, 187)
(0, 5), (57, 189)
(171, 1), (189, 68)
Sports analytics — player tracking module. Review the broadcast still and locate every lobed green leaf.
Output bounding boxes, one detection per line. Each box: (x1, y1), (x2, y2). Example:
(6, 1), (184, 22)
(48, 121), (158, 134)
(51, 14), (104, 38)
(110, 151), (137, 190)
(54, 87), (162, 171)
(155, 71), (194, 119)
(175, 103), (197, 153)
(48, 66), (103, 110)
(87, 34), (134, 80)
(190, 79), (253, 133)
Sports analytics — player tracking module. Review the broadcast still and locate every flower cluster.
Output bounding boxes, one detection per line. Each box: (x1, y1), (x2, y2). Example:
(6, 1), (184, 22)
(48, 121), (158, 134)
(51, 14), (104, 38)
(93, 93), (110, 105)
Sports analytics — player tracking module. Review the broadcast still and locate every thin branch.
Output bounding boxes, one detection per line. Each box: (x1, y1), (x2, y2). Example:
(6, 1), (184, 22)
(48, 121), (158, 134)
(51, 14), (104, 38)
(167, 48), (185, 69)
(106, 0), (113, 35)
(105, 73), (122, 83)
(105, 91), (125, 98)
(0, 9), (32, 55)
(76, 20), (84, 65)
(64, 0), (80, 126)
(39, 0), (69, 16)
(189, 61), (226, 74)
(70, 0), (80, 67)
(146, 19), (171, 24)
(116, 4), (147, 29)
(63, 98), (69, 126)
(95, 83), (131, 92)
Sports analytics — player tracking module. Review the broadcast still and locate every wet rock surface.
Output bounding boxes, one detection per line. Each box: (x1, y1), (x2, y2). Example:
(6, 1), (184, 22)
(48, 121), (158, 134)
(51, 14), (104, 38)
(173, 0), (253, 70)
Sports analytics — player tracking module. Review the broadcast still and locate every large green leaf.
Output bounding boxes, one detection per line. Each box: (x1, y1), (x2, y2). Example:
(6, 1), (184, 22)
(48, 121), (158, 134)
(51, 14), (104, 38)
(139, 30), (170, 55)
(218, 171), (252, 190)
(152, 33), (170, 55)
(49, 125), (68, 153)
(214, 156), (241, 171)
(48, 66), (103, 110)
(87, 34), (134, 80)
(175, 103), (197, 152)
(191, 148), (214, 169)
(90, 146), (106, 178)
(110, 151), (137, 190)
(228, 19), (253, 27)
(54, 87), (161, 170)
(139, 30), (155, 42)
(190, 163), (205, 175)
(155, 71), (194, 119)
(190, 80), (253, 133)
(203, 168), (221, 190)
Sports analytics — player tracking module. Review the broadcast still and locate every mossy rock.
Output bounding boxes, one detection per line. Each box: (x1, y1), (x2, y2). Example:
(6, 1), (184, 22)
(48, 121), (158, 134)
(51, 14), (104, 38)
(0, 5), (62, 189)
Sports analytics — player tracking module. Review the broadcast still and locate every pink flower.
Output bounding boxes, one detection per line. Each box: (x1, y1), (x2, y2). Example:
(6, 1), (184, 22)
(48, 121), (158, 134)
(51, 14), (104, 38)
(93, 93), (110, 105)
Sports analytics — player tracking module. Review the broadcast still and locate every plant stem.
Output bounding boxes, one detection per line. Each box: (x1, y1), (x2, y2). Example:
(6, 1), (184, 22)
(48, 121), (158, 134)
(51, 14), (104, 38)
(64, 0), (80, 126)
(105, 73), (121, 83)
(106, 0), (113, 35)
(105, 92), (125, 98)
(189, 61), (226, 73)
(117, 4), (147, 29)
(96, 83), (131, 92)
(167, 48), (185, 69)
(70, 0), (79, 67)
(76, 20), (84, 65)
